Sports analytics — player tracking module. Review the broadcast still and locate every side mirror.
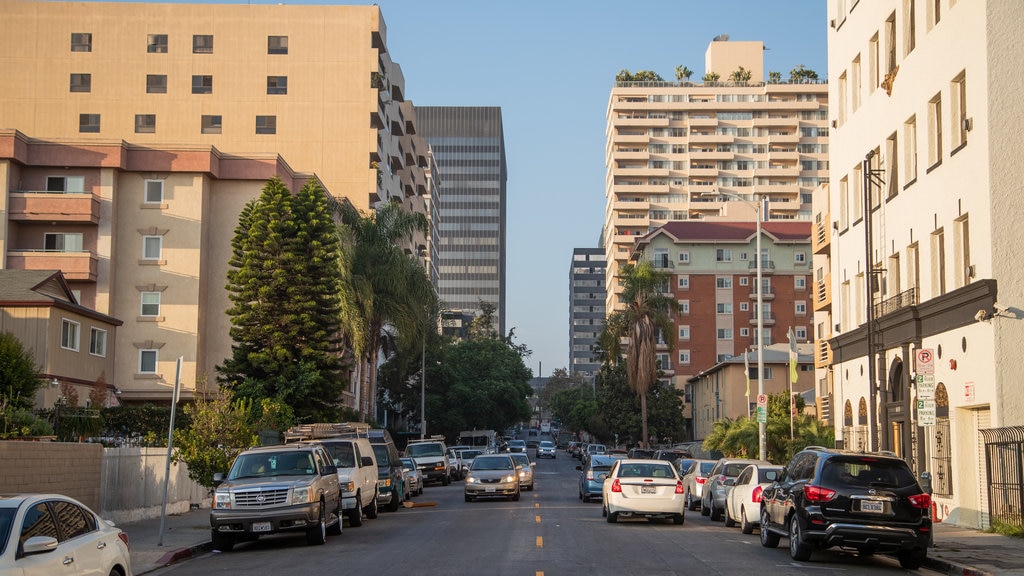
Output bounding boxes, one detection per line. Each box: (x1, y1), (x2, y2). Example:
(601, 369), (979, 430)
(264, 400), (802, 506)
(212, 472), (225, 485)
(21, 536), (58, 555)
(361, 456), (374, 467)
(322, 464), (338, 475)
(724, 478), (735, 486)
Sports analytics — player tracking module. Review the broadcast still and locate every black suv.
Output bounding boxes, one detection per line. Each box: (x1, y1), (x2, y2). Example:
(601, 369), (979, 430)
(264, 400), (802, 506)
(759, 446), (931, 569)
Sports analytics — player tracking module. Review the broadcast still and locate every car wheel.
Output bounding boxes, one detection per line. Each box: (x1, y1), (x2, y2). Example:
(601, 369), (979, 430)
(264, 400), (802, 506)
(760, 507), (780, 548)
(740, 506), (754, 534)
(673, 513), (685, 525)
(789, 514), (812, 561)
(328, 497), (343, 535)
(365, 494), (378, 519)
(724, 503), (736, 527)
(710, 503), (723, 521)
(701, 497), (711, 516)
(582, 493), (589, 503)
(686, 492), (698, 511)
(606, 510), (617, 523)
(211, 530), (235, 552)
(348, 491), (363, 527)
(528, 482), (534, 491)
(386, 490), (401, 512)
(306, 501), (327, 546)
(897, 548), (927, 569)
(512, 489), (521, 502)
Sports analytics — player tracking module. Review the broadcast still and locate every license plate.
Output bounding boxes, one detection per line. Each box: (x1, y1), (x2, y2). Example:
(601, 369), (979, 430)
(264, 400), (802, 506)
(641, 486), (657, 495)
(252, 521), (272, 532)
(485, 487), (496, 493)
(861, 500), (884, 513)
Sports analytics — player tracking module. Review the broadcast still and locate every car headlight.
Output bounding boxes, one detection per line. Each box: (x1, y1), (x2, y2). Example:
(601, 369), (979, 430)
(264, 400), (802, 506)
(519, 471), (527, 478)
(503, 474), (516, 483)
(292, 485), (313, 504)
(466, 476), (478, 484)
(379, 478), (392, 488)
(214, 491), (231, 509)
(342, 481), (355, 493)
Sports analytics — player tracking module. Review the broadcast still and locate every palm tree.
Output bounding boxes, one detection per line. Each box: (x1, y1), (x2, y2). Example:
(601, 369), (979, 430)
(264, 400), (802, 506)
(338, 200), (435, 419)
(703, 71), (721, 83)
(674, 65), (693, 82)
(598, 258), (678, 447)
(729, 66), (752, 83)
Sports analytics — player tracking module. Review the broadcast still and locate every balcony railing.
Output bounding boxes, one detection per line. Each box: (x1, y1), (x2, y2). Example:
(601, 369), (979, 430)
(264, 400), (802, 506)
(873, 287), (918, 318)
(748, 260), (775, 272)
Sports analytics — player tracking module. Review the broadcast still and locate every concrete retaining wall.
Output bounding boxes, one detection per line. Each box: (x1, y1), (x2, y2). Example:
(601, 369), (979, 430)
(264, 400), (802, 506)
(0, 442), (210, 523)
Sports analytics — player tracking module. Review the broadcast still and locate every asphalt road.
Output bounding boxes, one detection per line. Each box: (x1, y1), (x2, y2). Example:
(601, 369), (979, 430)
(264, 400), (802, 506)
(154, 443), (942, 576)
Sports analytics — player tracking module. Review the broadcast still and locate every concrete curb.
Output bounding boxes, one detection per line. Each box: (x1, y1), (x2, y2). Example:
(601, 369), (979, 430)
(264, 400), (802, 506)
(882, 552), (995, 576)
(138, 541), (213, 575)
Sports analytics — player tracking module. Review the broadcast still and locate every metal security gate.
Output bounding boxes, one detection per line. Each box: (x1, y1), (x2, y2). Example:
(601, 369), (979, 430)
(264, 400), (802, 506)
(981, 426), (1024, 529)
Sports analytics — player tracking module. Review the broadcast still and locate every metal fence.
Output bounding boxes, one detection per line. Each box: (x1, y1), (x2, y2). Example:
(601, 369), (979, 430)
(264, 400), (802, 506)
(981, 426), (1024, 528)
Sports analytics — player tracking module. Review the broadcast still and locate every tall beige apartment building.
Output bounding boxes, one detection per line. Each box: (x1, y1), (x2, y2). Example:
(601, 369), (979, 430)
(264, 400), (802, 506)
(825, 0), (1024, 530)
(604, 38), (829, 315)
(0, 1), (430, 411)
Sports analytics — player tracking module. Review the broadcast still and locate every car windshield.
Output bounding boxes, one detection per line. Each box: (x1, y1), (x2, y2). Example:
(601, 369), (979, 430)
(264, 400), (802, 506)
(822, 459), (917, 488)
(617, 463), (675, 478)
(371, 444), (391, 467)
(323, 442), (356, 468)
(509, 440), (526, 447)
(0, 508), (13, 556)
(401, 458), (415, 471)
(472, 457), (514, 471)
(510, 454), (529, 467)
(406, 443), (444, 458)
(539, 442), (554, 448)
(230, 451), (315, 479)
(460, 450), (483, 459)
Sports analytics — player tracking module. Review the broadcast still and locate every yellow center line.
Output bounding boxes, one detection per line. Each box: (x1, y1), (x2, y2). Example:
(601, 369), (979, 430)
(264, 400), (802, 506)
(534, 502), (540, 508)
(535, 515), (541, 523)
(536, 536), (543, 548)
(536, 572), (544, 576)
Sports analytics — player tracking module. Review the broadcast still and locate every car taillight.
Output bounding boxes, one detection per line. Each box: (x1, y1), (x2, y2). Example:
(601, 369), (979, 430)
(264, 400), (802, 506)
(908, 493), (931, 509)
(696, 477), (706, 485)
(611, 478), (622, 493)
(675, 481), (685, 494)
(118, 531), (130, 550)
(586, 470), (594, 480)
(752, 485), (763, 503)
(803, 484), (837, 502)
(718, 475), (728, 484)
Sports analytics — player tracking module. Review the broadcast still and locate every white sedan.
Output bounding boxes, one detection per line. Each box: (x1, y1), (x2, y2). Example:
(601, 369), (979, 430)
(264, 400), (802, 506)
(601, 459), (685, 524)
(724, 463), (784, 533)
(0, 493), (133, 576)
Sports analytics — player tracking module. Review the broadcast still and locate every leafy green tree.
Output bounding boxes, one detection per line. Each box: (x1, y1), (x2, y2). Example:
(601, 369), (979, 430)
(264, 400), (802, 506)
(729, 66), (752, 82)
(598, 259), (678, 447)
(704, 71), (721, 82)
(468, 301), (500, 340)
(769, 70), (782, 83)
(219, 177), (346, 422)
(789, 64), (819, 83)
(701, 392), (833, 463)
(0, 332), (52, 438)
(593, 361), (684, 447)
(615, 69), (633, 83)
(338, 200), (434, 419)
(173, 392), (258, 488)
(633, 70), (664, 82)
(538, 368), (582, 414)
(674, 65), (693, 82)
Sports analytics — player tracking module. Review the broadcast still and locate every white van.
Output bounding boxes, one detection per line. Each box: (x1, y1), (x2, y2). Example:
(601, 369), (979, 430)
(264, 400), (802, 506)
(319, 437), (379, 526)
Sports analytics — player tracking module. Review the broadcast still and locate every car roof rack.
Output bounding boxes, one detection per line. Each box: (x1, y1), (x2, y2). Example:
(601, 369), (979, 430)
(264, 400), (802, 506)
(407, 435), (446, 444)
(284, 422), (370, 443)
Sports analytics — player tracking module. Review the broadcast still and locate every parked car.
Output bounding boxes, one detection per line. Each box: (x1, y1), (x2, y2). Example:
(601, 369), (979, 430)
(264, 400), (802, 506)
(319, 437), (379, 527)
(653, 449), (691, 463)
(682, 459), (717, 511)
(577, 454), (619, 502)
(0, 493), (132, 576)
(601, 459), (685, 524)
(367, 432), (408, 512)
(509, 452), (535, 491)
(401, 457), (424, 496)
(508, 439), (527, 453)
(760, 447), (931, 568)
(566, 441), (580, 457)
(723, 463), (783, 533)
(673, 458), (697, 478)
(458, 449), (484, 478)
(447, 446), (470, 480)
(582, 443), (607, 467)
(464, 454), (521, 502)
(211, 442), (342, 551)
(702, 457), (769, 521)
(536, 441), (556, 459)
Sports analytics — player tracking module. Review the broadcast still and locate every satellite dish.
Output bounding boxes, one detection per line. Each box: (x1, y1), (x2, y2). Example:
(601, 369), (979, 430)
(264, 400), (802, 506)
(712, 34), (730, 42)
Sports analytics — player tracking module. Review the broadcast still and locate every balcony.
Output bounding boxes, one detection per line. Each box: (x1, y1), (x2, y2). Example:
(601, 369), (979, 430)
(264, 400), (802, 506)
(815, 339), (833, 369)
(814, 276), (832, 311)
(749, 313), (776, 327)
(7, 250), (99, 281)
(8, 193), (101, 224)
(767, 132), (800, 144)
(874, 287), (918, 318)
(614, 199), (650, 212)
(749, 287), (775, 300)
(813, 218), (832, 254)
(613, 132), (649, 144)
(748, 260), (775, 274)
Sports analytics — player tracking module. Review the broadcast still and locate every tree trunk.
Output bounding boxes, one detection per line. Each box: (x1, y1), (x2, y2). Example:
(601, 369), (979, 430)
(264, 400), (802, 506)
(641, 392), (649, 448)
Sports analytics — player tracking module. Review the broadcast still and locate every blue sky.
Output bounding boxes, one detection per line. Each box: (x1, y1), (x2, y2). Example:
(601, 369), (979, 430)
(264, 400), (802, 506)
(94, 0), (828, 377)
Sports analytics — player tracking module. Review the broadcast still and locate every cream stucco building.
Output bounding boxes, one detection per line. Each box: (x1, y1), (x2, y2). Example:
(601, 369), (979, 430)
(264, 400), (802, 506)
(825, 0), (1024, 529)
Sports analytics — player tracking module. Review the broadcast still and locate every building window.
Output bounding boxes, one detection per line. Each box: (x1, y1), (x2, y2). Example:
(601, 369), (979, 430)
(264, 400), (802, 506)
(740, 302), (749, 312)
(678, 251), (690, 264)
(70, 73), (91, 93)
(796, 327), (808, 340)
(71, 33), (92, 52)
(89, 328), (107, 357)
(795, 276), (807, 289)
(716, 249), (732, 262)
(61, 319), (80, 351)
(928, 94), (943, 168)
(193, 35), (213, 54)
(146, 74), (167, 94)
(679, 326), (690, 340)
(47, 176), (85, 193)
(851, 55), (861, 112)
(677, 275), (689, 289)
(927, 0), (941, 29)
(268, 35), (288, 54)
(255, 115), (277, 135)
(794, 252), (807, 264)
(142, 236), (162, 260)
(951, 72), (968, 150)
(679, 300), (690, 314)
(716, 303), (733, 314)
(884, 134), (899, 200)
(869, 33), (879, 93)
(885, 12), (897, 72)
(192, 75), (213, 94)
(144, 180), (164, 203)
(44, 232), (83, 252)
(139, 350), (158, 374)
(678, 351), (691, 365)
(796, 301), (807, 315)
(954, 215), (971, 289)
(140, 292), (161, 316)
(904, 115), (918, 184)
(739, 277), (749, 286)
(147, 34), (168, 53)
(267, 76), (288, 95)
(716, 277), (733, 289)
(717, 328), (733, 340)
(837, 71), (847, 127)
(932, 228), (946, 297)
(740, 327), (749, 337)
(201, 115), (222, 134)
(655, 353), (670, 371)
(135, 114), (156, 134)
(79, 113), (100, 133)
(903, 0), (917, 56)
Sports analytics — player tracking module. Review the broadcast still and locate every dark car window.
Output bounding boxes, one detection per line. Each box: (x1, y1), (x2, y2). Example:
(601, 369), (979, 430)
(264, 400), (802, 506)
(52, 500), (94, 540)
(697, 461), (716, 475)
(372, 444), (391, 467)
(473, 457), (513, 471)
(787, 453), (814, 482)
(821, 459), (917, 488)
(0, 508), (14, 555)
(20, 502), (59, 544)
(759, 468), (782, 483)
(736, 467), (752, 484)
(723, 462), (750, 477)
(324, 442), (356, 467)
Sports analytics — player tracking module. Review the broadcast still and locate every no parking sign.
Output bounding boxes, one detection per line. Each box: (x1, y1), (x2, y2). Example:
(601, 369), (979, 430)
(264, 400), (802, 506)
(916, 348), (934, 375)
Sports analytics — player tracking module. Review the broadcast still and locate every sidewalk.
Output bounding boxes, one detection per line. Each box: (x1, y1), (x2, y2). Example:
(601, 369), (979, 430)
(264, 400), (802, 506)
(118, 508), (1024, 575)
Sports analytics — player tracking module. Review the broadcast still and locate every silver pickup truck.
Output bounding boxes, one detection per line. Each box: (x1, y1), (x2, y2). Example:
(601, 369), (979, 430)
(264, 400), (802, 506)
(210, 442), (342, 551)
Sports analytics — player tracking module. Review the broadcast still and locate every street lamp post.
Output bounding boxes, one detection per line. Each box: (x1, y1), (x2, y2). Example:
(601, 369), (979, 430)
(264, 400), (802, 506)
(420, 335), (426, 440)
